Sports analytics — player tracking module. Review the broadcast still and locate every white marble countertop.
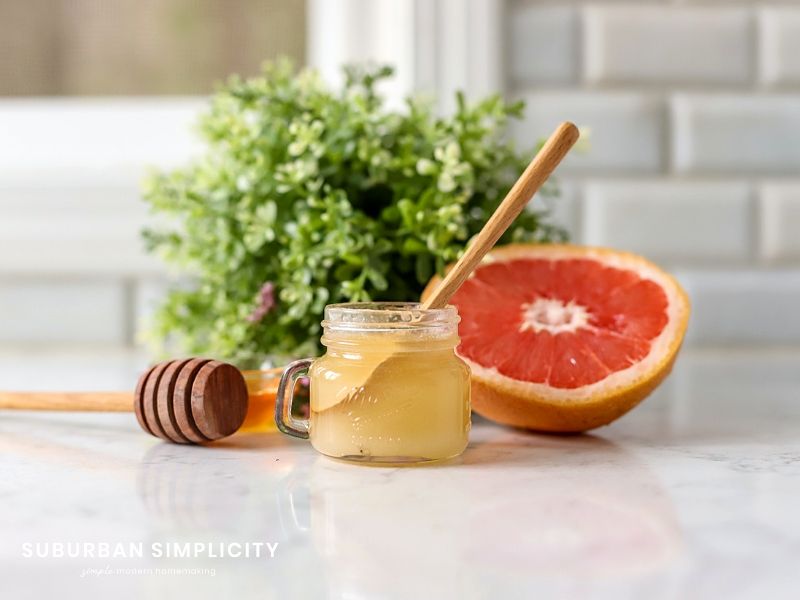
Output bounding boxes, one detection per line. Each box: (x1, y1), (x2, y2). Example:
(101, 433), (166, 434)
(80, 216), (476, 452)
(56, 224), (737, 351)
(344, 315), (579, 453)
(1, 348), (799, 599)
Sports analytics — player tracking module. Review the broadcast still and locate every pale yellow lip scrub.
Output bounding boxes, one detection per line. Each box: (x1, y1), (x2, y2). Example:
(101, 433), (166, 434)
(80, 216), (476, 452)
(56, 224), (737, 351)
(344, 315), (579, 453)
(275, 302), (471, 464)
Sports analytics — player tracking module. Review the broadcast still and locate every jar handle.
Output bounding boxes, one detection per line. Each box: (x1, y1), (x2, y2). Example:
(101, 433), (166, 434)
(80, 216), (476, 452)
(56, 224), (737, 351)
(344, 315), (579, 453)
(275, 358), (313, 439)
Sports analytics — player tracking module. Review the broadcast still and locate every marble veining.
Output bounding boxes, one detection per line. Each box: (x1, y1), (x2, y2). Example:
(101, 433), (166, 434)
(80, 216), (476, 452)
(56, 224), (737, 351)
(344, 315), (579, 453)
(1, 349), (799, 599)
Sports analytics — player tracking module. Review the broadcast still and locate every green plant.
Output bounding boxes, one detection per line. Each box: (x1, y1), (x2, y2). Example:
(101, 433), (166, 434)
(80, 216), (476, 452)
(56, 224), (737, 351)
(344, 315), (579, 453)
(142, 60), (566, 369)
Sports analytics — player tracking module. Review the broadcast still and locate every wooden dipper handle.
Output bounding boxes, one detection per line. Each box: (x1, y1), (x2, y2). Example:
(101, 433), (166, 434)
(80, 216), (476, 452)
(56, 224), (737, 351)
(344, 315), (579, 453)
(422, 121), (580, 309)
(0, 358), (249, 445)
(0, 391), (132, 411)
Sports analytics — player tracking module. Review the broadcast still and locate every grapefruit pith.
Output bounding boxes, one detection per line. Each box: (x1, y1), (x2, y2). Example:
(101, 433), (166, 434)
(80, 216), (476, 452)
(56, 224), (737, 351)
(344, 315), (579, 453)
(422, 244), (690, 432)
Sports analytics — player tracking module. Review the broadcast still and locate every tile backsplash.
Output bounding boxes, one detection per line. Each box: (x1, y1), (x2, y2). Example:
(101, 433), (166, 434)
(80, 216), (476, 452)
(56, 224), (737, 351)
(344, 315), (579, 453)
(0, 100), (201, 347)
(510, 0), (800, 347)
(1, 0), (799, 350)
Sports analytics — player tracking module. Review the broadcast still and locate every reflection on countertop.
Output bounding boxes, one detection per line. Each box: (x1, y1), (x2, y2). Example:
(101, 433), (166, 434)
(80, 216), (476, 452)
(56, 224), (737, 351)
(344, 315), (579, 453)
(0, 348), (799, 599)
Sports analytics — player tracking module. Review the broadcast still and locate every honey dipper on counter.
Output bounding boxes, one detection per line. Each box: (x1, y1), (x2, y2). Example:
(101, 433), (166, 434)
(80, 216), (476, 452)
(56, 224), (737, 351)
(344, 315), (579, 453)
(0, 358), (248, 444)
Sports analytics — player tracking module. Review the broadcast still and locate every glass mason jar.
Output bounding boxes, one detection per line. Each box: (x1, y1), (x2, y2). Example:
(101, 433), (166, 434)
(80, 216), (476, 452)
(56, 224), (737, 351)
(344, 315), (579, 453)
(275, 302), (471, 464)
(239, 367), (283, 432)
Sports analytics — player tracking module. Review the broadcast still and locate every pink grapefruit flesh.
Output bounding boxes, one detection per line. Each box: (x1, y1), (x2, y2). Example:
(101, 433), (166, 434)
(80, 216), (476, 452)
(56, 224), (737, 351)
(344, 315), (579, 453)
(422, 244), (690, 432)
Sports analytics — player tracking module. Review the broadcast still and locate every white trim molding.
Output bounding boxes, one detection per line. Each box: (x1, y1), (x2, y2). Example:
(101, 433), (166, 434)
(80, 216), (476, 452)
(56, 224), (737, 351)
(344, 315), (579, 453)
(306, 0), (505, 112)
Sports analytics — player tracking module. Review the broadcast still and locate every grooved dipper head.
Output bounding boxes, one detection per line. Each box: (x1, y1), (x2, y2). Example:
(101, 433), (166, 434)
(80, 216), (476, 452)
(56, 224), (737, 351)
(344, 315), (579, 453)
(133, 359), (248, 444)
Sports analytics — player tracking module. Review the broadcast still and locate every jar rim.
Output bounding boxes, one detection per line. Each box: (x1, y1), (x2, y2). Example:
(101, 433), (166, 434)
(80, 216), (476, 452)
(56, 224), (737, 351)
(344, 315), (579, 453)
(322, 302), (458, 331)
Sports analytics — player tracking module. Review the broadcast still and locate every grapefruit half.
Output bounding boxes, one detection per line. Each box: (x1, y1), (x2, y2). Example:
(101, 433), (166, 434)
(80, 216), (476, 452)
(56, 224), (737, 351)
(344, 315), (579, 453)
(422, 244), (690, 432)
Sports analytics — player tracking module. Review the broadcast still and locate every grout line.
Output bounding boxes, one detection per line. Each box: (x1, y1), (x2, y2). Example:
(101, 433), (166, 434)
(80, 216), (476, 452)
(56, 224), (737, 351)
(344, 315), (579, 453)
(575, 3), (585, 87)
(121, 278), (136, 348)
(511, 174), (800, 184)
(508, 83), (800, 95)
(753, 5), (761, 89)
(751, 179), (766, 267)
(662, 94), (673, 176)
(0, 272), (164, 283)
(573, 181), (585, 244)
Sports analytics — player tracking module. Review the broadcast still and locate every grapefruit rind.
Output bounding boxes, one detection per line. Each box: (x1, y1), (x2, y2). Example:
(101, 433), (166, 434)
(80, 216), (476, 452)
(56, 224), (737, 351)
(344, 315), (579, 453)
(422, 244), (690, 432)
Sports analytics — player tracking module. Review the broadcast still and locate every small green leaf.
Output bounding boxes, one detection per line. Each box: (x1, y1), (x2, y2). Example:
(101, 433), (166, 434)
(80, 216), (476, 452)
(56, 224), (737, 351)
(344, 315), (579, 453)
(401, 237), (428, 255)
(415, 254), (433, 284)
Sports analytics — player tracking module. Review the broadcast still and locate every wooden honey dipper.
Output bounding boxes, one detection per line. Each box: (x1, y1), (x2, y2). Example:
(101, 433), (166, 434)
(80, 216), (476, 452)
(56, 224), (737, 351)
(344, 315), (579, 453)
(0, 358), (248, 444)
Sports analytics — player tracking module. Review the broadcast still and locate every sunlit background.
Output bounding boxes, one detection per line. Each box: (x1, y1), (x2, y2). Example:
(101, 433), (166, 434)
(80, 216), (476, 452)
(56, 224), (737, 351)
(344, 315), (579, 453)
(2, 0), (799, 390)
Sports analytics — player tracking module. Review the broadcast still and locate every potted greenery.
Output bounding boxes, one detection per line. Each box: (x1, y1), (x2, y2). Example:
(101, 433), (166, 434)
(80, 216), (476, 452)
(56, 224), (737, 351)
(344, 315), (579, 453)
(142, 60), (565, 369)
